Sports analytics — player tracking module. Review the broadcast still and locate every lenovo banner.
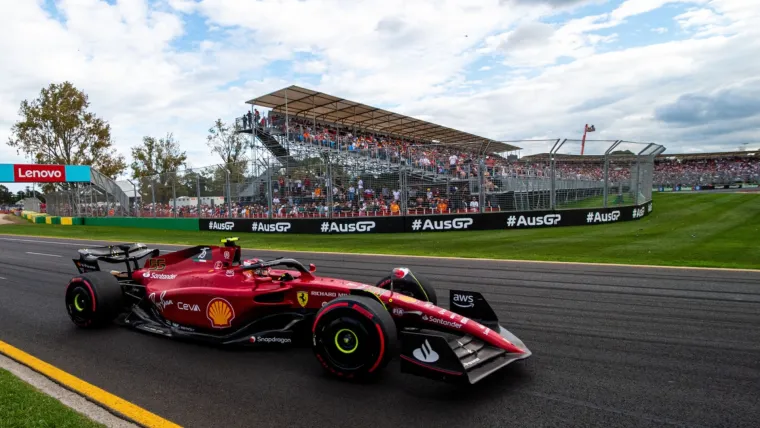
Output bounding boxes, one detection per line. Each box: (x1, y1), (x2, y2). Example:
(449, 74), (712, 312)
(0, 164), (91, 183)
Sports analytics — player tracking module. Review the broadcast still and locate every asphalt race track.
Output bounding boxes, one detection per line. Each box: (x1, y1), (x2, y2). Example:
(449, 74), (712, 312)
(1, 235), (759, 428)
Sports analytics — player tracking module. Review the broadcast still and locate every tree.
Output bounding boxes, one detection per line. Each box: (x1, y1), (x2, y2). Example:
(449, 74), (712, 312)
(6, 82), (127, 183)
(0, 185), (13, 204)
(207, 118), (248, 179)
(130, 133), (187, 204)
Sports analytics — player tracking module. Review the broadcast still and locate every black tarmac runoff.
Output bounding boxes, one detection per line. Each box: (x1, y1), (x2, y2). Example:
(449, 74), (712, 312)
(1, 235), (759, 428)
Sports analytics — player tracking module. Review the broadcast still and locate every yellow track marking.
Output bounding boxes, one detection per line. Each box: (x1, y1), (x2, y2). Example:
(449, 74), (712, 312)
(0, 340), (182, 428)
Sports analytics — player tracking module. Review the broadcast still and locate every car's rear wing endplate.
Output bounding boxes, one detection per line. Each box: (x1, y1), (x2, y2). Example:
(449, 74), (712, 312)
(73, 258), (100, 274)
(399, 330), (528, 384)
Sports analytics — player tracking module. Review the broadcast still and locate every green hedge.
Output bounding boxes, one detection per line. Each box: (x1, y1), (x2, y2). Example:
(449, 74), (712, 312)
(81, 217), (198, 231)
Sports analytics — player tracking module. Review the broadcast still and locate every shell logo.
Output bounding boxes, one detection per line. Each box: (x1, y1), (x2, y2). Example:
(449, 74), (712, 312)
(206, 298), (235, 328)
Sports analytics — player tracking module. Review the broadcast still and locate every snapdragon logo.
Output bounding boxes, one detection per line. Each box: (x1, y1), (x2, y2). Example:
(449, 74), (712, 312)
(251, 336), (291, 344)
(252, 222), (291, 232)
(411, 218), (473, 231)
(320, 221), (376, 233)
(209, 221), (235, 231)
(586, 210), (621, 224)
(506, 214), (561, 228)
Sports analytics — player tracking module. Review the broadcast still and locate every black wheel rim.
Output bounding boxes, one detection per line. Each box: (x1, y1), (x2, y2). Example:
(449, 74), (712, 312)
(66, 285), (94, 325)
(319, 316), (375, 371)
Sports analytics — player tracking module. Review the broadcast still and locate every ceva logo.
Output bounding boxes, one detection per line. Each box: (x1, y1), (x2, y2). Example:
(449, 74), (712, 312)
(14, 164), (65, 183)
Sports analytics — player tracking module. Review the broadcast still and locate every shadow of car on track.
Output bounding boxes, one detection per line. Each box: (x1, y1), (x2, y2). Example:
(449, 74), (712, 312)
(75, 321), (534, 397)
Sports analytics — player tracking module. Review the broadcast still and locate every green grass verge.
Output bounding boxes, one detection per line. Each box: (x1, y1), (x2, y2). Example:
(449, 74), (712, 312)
(0, 369), (104, 428)
(1, 193), (759, 269)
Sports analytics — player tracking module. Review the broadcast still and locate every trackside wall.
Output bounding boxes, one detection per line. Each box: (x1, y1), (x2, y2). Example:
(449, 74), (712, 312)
(82, 217), (199, 231)
(23, 202), (654, 234)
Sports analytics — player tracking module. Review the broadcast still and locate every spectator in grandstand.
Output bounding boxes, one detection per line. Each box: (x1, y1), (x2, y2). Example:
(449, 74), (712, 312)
(469, 197), (479, 212)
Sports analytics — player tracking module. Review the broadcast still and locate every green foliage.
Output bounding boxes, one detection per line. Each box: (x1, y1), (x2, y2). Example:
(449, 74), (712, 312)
(0, 185), (13, 204)
(130, 133), (188, 203)
(6, 82), (127, 186)
(207, 118), (248, 180)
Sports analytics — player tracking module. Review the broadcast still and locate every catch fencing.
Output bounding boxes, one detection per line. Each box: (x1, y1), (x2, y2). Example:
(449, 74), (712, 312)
(43, 168), (131, 217)
(43, 129), (664, 219)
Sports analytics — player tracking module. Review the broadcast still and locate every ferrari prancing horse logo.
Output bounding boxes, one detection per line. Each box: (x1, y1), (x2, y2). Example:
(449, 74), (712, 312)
(297, 291), (308, 308)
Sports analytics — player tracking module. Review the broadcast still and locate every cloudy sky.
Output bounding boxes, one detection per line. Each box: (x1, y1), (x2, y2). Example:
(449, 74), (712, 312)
(1, 0), (759, 191)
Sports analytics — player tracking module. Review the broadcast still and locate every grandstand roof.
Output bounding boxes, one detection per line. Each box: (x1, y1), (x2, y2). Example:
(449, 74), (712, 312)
(246, 85), (520, 153)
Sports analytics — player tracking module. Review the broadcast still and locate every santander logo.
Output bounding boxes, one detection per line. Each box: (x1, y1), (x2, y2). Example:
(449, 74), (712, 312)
(14, 164), (65, 183)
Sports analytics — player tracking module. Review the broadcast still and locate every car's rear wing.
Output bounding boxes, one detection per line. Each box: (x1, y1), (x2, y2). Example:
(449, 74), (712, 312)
(73, 243), (159, 276)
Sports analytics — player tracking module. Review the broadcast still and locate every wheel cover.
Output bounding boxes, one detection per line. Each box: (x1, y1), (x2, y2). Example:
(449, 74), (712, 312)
(334, 328), (359, 354)
(73, 294), (86, 312)
(318, 315), (375, 371)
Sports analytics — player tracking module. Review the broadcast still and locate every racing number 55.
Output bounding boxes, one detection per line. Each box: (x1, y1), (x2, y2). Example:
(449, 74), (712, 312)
(149, 259), (166, 271)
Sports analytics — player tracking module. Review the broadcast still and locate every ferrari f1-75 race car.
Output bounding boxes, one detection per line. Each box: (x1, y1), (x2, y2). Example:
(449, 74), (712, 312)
(65, 238), (531, 384)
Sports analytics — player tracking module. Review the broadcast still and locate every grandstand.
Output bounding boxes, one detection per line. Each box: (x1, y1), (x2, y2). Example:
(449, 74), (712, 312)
(225, 85), (657, 218)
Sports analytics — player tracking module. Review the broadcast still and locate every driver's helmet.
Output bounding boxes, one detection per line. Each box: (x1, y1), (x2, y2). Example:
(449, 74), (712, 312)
(242, 258), (269, 276)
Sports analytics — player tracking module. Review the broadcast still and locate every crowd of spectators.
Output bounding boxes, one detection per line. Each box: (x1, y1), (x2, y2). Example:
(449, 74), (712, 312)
(250, 113), (758, 186)
(47, 151), (759, 218)
(653, 156), (760, 186)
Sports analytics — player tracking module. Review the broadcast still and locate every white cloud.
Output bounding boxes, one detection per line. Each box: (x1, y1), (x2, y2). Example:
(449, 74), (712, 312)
(652, 27), (669, 33)
(298, 60), (328, 75)
(1, 0), (759, 195)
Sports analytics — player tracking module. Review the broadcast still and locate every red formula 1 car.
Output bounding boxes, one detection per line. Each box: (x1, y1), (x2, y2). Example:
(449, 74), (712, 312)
(65, 238), (531, 384)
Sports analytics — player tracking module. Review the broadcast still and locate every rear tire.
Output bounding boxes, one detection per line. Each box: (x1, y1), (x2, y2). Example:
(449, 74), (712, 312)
(312, 296), (397, 381)
(376, 269), (437, 305)
(65, 271), (123, 328)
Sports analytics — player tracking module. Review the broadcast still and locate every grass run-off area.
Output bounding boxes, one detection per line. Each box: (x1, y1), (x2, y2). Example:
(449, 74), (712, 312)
(0, 369), (103, 428)
(2, 192), (759, 269)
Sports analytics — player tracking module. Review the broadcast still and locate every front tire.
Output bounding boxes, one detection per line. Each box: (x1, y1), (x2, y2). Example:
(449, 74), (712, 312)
(65, 271), (123, 328)
(312, 296), (397, 381)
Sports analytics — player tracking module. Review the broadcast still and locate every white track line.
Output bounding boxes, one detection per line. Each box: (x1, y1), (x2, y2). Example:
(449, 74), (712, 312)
(0, 276), (6, 280)
(25, 252), (62, 258)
